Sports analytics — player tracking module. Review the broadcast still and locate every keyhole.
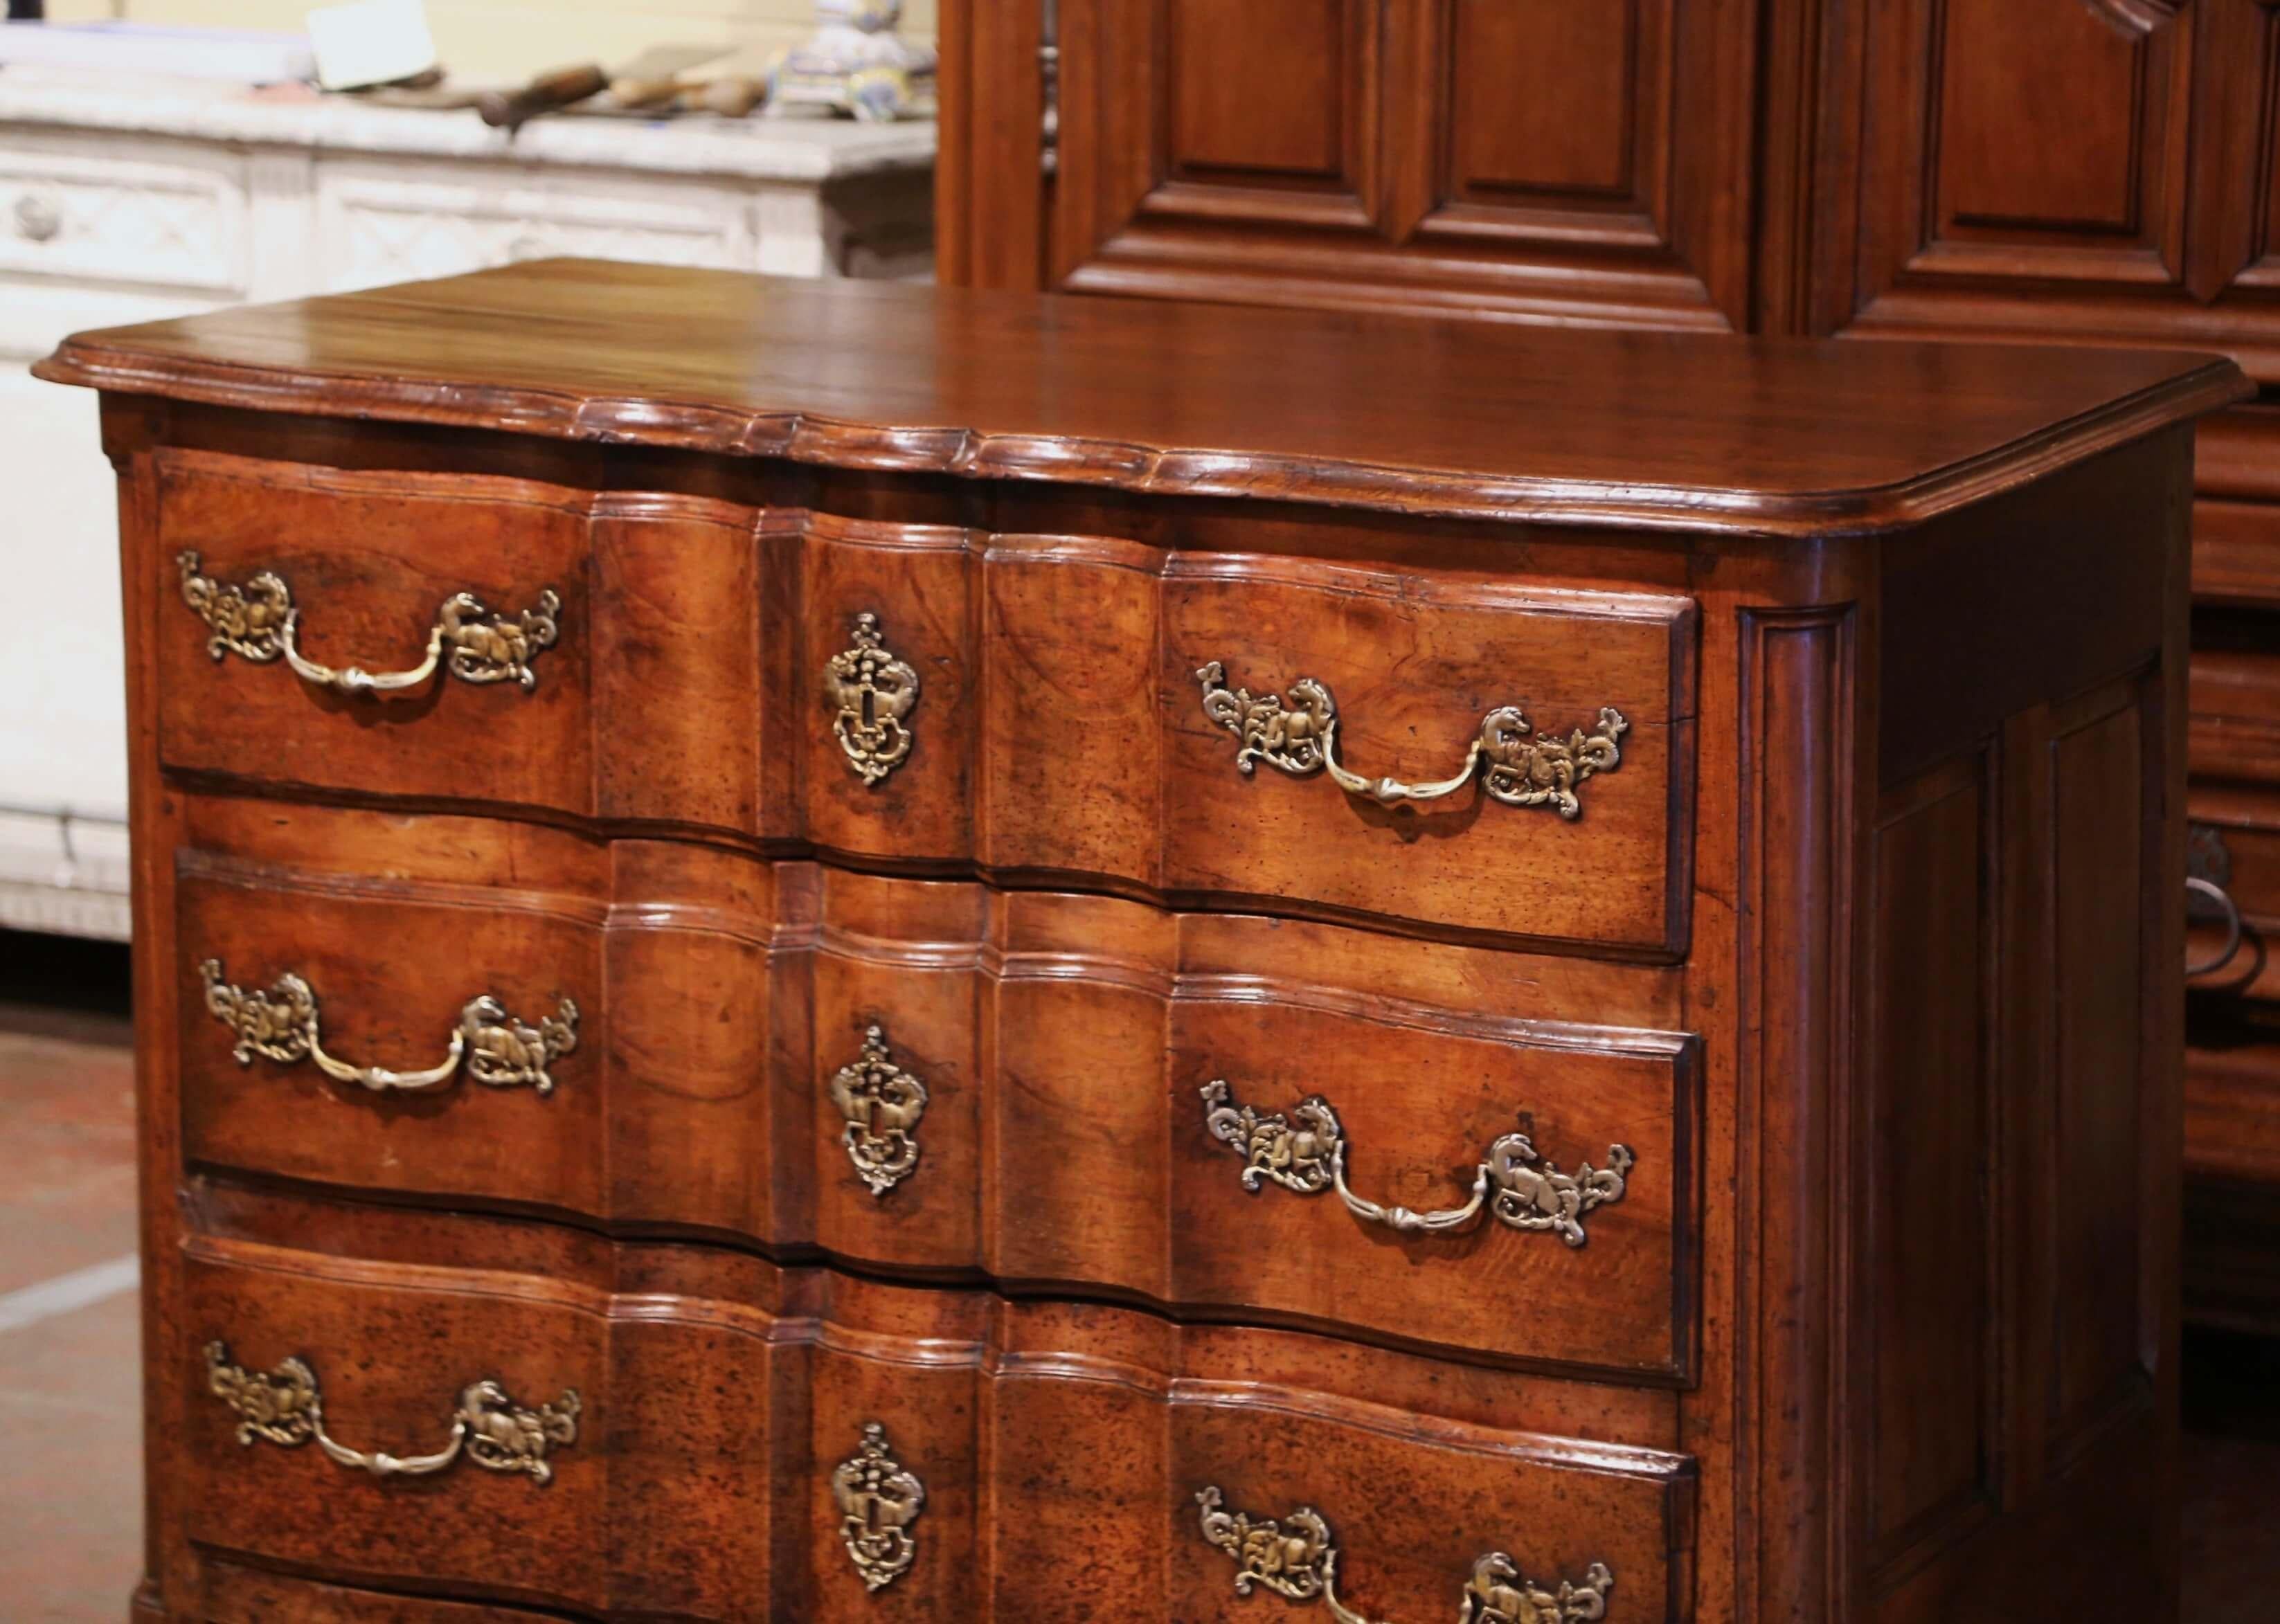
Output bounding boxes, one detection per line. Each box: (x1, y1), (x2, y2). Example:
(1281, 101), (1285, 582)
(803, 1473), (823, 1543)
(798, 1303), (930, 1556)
(861, 685), (877, 729)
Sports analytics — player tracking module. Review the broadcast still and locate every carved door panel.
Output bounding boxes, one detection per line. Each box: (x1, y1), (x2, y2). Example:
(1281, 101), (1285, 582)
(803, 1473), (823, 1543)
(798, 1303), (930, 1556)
(1818, 0), (2280, 377)
(947, 0), (1762, 330)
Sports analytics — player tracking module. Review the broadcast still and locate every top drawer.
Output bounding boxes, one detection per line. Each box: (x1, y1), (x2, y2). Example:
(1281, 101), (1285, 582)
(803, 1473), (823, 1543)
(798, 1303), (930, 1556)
(152, 451), (1694, 953)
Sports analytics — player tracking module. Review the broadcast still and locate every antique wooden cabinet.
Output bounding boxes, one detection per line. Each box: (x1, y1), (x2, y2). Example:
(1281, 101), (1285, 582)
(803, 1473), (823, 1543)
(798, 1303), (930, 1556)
(37, 261), (2242, 1621)
(937, 0), (2280, 1348)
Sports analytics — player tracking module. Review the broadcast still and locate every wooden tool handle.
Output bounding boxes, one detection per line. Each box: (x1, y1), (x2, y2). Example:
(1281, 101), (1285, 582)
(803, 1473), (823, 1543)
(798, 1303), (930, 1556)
(476, 63), (608, 129)
(689, 76), (768, 118)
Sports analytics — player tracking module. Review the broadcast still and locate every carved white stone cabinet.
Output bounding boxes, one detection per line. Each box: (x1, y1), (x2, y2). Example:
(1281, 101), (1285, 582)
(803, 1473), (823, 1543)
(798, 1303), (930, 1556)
(0, 70), (933, 938)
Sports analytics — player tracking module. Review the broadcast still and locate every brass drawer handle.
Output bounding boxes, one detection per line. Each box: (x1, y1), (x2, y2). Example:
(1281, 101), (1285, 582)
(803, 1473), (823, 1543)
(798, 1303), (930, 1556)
(177, 550), (562, 697)
(829, 1024), (928, 1195)
(826, 611), (921, 784)
(199, 958), (579, 1096)
(832, 1421), (925, 1591)
(1195, 662), (1627, 818)
(1200, 1080), (1633, 1246)
(1195, 1486), (1614, 1623)
(204, 1340), (580, 1486)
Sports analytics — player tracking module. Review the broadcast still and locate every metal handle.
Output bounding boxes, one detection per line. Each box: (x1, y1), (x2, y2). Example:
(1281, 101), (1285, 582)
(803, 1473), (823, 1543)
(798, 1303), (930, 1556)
(829, 1024), (928, 1195)
(177, 550), (562, 697)
(1195, 1486), (1614, 1624)
(198, 959), (577, 1096)
(2187, 876), (2246, 977)
(204, 1341), (579, 1486)
(825, 612), (922, 784)
(1200, 1080), (1633, 1247)
(13, 191), (61, 242)
(1195, 662), (1627, 819)
(832, 1422), (926, 1592)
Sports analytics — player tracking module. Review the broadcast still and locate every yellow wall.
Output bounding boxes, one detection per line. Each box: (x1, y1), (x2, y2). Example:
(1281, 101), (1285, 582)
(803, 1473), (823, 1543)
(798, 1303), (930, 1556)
(42, 1), (935, 84)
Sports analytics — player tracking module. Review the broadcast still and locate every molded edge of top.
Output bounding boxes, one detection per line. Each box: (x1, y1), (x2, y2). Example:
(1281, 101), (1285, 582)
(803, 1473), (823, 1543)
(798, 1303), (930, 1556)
(34, 328), (2252, 541)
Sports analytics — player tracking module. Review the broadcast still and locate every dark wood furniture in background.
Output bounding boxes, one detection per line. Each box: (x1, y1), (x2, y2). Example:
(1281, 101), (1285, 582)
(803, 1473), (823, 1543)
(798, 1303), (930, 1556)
(37, 261), (2241, 1621)
(936, 0), (2280, 1352)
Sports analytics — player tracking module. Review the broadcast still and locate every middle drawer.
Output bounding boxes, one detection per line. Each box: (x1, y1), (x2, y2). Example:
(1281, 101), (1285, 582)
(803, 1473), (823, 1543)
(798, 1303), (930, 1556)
(173, 795), (1698, 1383)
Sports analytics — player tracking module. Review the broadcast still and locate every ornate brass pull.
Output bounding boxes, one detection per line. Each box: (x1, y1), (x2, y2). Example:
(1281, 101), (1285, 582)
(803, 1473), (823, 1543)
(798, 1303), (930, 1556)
(177, 550), (562, 696)
(1196, 1487), (1614, 1623)
(1199, 1080), (1633, 1247)
(199, 959), (578, 1096)
(829, 1025), (928, 1195)
(1194, 662), (1627, 818)
(204, 1340), (580, 1486)
(832, 1422), (925, 1592)
(826, 611), (921, 784)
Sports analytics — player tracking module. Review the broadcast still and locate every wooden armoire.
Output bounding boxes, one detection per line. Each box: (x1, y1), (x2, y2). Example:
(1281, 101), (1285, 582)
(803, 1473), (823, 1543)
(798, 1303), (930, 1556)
(937, 0), (2280, 1340)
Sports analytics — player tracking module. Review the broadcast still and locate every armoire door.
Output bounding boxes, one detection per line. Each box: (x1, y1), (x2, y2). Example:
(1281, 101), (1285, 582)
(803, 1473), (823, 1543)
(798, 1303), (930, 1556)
(1808, 0), (2280, 379)
(938, 0), (1763, 331)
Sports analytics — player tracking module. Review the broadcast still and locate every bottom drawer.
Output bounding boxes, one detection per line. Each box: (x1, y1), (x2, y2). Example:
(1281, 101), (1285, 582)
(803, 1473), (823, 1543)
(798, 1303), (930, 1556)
(176, 1191), (1693, 1621)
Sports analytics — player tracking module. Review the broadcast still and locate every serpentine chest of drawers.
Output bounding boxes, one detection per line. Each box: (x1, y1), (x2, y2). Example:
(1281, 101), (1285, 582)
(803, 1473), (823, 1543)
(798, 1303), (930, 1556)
(35, 262), (2244, 1623)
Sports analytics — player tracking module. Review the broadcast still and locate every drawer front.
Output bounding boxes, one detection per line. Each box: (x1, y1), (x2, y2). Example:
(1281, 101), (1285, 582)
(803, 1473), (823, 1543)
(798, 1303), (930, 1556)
(0, 134), (248, 292)
(156, 453), (595, 812)
(179, 1211), (1693, 1621)
(1153, 559), (1691, 954)
(183, 1245), (605, 1612)
(152, 463), (1693, 955)
(2191, 644), (2280, 789)
(174, 795), (1696, 1380)
(2194, 498), (2280, 611)
(2184, 1039), (2280, 1185)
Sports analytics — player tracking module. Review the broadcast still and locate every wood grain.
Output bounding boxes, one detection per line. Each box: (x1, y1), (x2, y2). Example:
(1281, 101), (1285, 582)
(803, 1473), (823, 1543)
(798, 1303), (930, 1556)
(175, 1187), (1694, 1623)
(171, 796), (1697, 1380)
(30, 258), (2246, 535)
(151, 449), (1696, 955)
(48, 264), (2220, 1623)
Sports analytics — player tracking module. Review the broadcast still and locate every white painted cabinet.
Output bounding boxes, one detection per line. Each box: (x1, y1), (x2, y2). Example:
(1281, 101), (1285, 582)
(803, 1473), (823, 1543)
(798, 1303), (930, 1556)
(0, 72), (933, 939)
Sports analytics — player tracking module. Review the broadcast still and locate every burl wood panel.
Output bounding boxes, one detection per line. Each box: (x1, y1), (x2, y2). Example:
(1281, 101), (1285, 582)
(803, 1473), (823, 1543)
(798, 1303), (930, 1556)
(154, 450), (1696, 955)
(176, 1190), (1694, 1623)
(172, 793), (1697, 1380)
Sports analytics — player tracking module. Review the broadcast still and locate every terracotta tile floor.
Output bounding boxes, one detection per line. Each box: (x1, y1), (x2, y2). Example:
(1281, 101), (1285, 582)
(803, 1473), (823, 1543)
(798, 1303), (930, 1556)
(1, 932), (141, 1624)
(1, 927), (2277, 1620)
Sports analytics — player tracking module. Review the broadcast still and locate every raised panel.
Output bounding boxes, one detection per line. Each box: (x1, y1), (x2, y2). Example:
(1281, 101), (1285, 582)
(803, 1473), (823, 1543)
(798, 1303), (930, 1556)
(1935, 0), (2144, 233)
(1446, 0), (1637, 199)
(1049, 0), (1754, 328)
(1169, 0), (1352, 179)
(2048, 698), (2148, 1445)
(1808, 0), (2280, 359)
(1863, 759), (1995, 1569)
